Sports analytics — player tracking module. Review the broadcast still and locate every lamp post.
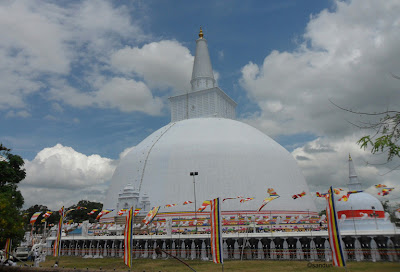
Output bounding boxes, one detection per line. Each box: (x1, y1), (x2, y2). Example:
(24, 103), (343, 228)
(190, 171), (198, 233)
(371, 206), (378, 230)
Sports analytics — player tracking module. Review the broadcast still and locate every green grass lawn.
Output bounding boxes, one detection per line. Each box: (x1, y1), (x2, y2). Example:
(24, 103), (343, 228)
(28, 256), (400, 272)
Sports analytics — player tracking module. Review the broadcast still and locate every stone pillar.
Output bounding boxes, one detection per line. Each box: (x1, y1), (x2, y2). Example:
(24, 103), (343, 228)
(324, 238), (331, 262)
(370, 237), (380, 262)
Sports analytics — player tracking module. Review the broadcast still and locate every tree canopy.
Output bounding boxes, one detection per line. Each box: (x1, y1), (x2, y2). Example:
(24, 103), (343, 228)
(357, 111), (400, 163)
(0, 144), (26, 248)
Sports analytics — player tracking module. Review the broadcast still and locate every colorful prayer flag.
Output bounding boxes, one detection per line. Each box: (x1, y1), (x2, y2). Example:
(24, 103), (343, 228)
(96, 209), (114, 220)
(292, 191), (306, 199)
(258, 188), (280, 211)
(197, 200), (211, 212)
(210, 198), (223, 264)
(375, 184), (387, 188)
(378, 188), (394, 196)
(326, 187), (346, 267)
(316, 192), (329, 198)
(53, 206), (64, 257)
(118, 209), (128, 216)
(165, 203), (177, 208)
(142, 206), (160, 225)
(347, 190), (363, 195)
(183, 200), (193, 205)
(30, 211), (42, 224)
(65, 209), (75, 215)
(43, 211), (53, 218)
(134, 208), (141, 216)
(4, 238), (11, 259)
(338, 195), (349, 201)
(87, 209), (98, 215)
(124, 207), (133, 268)
(222, 196), (243, 202)
(239, 197), (254, 203)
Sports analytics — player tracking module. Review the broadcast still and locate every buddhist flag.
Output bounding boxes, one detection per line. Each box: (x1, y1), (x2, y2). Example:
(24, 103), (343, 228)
(198, 200), (211, 212)
(258, 188), (280, 211)
(326, 187), (346, 267)
(292, 191), (306, 199)
(316, 192), (328, 198)
(4, 238), (11, 259)
(96, 209), (114, 220)
(165, 203), (177, 208)
(142, 206), (160, 225)
(30, 211), (42, 224)
(53, 206), (64, 257)
(222, 196), (243, 202)
(378, 188), (394, 196)
(183, 200), (193, 205)
(375, 184), (387, 188)
(239, 197), (254, 203)
(210, 198), (223, 264)
(43, 211), (53, 219)
(124, 207), (133, 268)
(338, 195), (349, 202)
(134, 208), (141, 216)
(87, 209), (98, 215)
(118, 209), (128, 216)
(65, 209), (75, 215)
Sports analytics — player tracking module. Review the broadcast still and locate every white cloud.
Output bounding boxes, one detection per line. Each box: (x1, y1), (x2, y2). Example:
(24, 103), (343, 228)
(239, 0), (400, 211)
(0, 0), (154, 114)
(292, 133), (400, 211)
(49, 77), (163, 115)
(6, 110), (31, 118)
(240, 0), (400, 138)
(21, 144), (116, 209)
(111, 40), (194, 92)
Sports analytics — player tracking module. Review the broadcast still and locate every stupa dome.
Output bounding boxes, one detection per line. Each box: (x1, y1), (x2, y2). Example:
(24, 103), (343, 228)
(104, 117), (316, 213)
(336, 192), (384, 214)
(103, 29), (316, 217)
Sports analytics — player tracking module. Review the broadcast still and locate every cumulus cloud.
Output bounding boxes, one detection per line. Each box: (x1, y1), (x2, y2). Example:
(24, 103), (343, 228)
(240, 0), (400, 139)
(239, 0), (400, 211)
(21, 144), (117, 209)
(0, 0), (165, 115)
(111, 40), (194, 92)
(292, 133), (400, 210)
(49, 77), (164, 115)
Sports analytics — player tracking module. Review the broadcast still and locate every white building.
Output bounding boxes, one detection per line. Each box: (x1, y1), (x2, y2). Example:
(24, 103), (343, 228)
(103, 28), (317, 220)
(336, 155), (396, 231)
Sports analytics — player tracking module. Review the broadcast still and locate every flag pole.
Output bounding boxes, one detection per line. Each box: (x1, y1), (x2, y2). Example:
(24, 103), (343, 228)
(130, 207), (133, 268)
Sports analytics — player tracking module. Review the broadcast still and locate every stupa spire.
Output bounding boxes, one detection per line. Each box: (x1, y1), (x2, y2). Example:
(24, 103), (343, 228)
(191, 27), (216, 92)
(348, 154), (362, 191)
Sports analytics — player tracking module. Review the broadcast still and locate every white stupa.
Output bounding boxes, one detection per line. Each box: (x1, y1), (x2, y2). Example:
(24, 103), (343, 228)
(336, 155), (395, 231)
(103, 29), (317, 220)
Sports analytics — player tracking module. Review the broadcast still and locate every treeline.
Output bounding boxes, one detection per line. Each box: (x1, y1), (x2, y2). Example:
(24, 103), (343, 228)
(23, 200), (103, 232)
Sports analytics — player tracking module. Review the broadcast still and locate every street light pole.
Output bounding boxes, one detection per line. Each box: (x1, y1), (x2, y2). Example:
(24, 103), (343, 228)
(371, 206), (378, 230)
(190, 171), (198, 233)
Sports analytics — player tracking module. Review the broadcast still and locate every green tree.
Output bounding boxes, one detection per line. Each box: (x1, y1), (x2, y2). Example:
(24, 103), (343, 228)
(357, 111), (400, 163)
(65, 200), (103, 223)
(23, 204), (51, 233)
(381, 200), (400, 227)
(0, 144), (26, 248)
(332, 75), (400, 165)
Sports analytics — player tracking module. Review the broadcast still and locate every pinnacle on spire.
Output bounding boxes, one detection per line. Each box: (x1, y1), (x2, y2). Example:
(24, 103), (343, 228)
(199, 27), (204, 39)
(348, 154), (362, 191)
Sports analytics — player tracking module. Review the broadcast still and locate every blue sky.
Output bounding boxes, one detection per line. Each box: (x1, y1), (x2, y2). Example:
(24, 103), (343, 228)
(2, 0), (330, 160)
(1, 0), (400, 209)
